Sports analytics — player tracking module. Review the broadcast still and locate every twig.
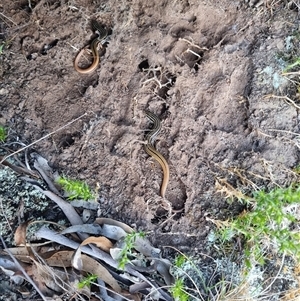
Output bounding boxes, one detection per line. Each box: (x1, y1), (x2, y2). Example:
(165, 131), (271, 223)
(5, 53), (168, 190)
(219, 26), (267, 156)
(282, 71), (300, 76)
(267, 129), (300, 136)
(0, 12), (17, 26)
(0, 113), (87, 164)
(0, 235), (48, 301)
(264, 94), (300, 110)
(179, 38), (208, 51)
(186, 48), (202, 59)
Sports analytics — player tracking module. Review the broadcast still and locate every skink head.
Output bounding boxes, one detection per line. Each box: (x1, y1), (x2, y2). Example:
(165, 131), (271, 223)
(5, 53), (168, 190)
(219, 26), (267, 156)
(91, 20), (109, 41)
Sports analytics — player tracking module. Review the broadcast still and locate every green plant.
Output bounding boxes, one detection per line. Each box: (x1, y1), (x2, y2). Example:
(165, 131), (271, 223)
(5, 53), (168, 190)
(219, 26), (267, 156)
(0, 126), (7, 142)
(170, 279), (190, 301)
(170, 255), (189, 301)
(293, 165), (300, 174)
(284, 57), (300, 72)
(118, 231), (145, 270)
(56, 176), (94, 200)
(216, 186), (300, 266)
(78, 273), (98, 289)
(170, 252), (208, 300)
(169, 248), (287, 301)
(174, 254), (187, 268)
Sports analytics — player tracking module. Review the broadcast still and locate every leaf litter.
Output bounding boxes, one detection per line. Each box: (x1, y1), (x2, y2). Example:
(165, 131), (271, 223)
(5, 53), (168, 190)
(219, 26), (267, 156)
(0, 152), (174, 301)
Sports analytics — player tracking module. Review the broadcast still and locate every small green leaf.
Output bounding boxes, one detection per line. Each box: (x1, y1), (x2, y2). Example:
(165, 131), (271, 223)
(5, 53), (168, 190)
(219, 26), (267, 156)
(170, 279), (189, 301)
(78, 274), (98, 289)
(118, 231), (146, 270)
(0, 126), (7, 142)
(56, 176), (94, 200)
(174, 255), (186, 268)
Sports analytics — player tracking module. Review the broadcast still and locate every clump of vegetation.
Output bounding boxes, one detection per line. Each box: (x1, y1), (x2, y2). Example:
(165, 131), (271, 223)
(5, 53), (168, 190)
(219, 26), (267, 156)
(170, 278), (190, 301)
(0, 126), (7, 142)
(56, 176), (94, 200)
(78, 273), (98, 289)
(216, 186), (300, 266)
(171, 252), (220, 301)
(118, 231), (145, 270)
(170, 254), (195, 301)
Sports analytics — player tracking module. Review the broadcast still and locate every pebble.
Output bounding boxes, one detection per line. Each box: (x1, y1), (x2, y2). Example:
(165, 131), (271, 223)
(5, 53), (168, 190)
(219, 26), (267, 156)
(0, 88), (9, 95)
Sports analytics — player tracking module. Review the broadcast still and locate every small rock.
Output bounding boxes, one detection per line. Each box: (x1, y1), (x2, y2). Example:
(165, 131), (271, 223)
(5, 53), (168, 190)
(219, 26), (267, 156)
(0, 88), (9, 95)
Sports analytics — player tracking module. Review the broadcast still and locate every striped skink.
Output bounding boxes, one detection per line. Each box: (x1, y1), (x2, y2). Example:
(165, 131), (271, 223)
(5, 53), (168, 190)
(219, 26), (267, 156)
(74, 20), (108, 74)
(144, 110), (170, 198)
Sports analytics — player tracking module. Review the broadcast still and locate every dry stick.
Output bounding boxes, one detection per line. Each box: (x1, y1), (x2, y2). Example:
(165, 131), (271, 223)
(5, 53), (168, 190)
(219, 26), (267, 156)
(0, 113), (87, 164)
(265, 94), (300, 110)
(282, 71), (300, 76)
(0, 235), (48, 301)
(179, 37), (209, 51)
(0, 12), (17, 26)
(267, 129), (300, 136)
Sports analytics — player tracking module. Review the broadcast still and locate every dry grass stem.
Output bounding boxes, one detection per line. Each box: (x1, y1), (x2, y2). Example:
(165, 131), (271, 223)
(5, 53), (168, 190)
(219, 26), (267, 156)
(0, 113), (87, 164)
